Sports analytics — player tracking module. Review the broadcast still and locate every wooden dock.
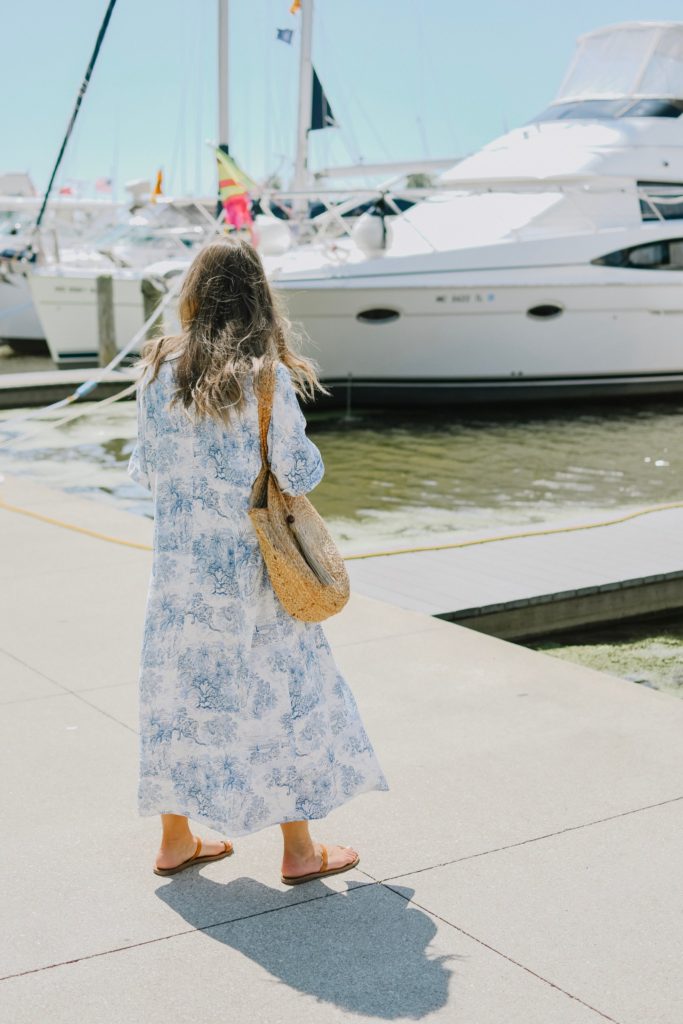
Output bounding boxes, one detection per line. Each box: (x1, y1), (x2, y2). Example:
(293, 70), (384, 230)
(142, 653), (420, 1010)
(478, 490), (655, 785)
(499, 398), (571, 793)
(346, 505), (683, 639)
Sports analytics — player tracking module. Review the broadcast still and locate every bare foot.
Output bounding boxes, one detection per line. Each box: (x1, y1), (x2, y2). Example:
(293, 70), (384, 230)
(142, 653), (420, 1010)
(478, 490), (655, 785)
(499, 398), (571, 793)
(155, 833), (231, 871)
(281, 840), (358, 879)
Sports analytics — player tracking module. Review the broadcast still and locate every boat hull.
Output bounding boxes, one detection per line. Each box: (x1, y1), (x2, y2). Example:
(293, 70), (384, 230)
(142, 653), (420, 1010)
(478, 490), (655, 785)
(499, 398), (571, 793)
(27, 270), (173, 368)
(0, 274), (45, 345)
(26, 266), (683, 404)
(278, 272), (683, 404)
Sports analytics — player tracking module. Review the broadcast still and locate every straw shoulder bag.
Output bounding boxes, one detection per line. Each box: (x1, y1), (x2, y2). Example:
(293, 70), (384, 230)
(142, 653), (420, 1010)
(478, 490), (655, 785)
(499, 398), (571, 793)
(248, 361), (350, 622)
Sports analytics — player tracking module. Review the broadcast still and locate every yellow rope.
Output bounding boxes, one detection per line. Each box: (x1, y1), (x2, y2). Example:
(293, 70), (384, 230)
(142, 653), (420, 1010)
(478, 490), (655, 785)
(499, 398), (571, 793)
(0, 497), (153, 551)
(344, 499), (683, 559)
(2, 494), (683, 559)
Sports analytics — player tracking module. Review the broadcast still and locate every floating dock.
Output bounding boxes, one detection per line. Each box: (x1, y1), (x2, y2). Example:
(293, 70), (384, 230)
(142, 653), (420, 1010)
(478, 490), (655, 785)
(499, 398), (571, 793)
(0, 368), (136, 408)
(346, 504), (683, 639)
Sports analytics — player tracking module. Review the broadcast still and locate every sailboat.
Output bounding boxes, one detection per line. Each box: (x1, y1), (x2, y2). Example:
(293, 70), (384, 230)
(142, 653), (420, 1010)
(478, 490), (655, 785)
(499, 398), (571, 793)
(0, 175), (124, 351)
(24, 0), (414, 367)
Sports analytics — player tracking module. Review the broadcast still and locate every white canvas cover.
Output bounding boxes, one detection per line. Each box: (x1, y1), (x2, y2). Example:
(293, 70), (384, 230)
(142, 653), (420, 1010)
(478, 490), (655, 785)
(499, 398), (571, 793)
(555, 23), (683, 101)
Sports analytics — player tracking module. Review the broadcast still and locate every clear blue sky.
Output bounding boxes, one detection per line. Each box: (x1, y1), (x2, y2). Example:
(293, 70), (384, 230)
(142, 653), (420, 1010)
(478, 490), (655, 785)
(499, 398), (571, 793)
(4, 0), (683, 199)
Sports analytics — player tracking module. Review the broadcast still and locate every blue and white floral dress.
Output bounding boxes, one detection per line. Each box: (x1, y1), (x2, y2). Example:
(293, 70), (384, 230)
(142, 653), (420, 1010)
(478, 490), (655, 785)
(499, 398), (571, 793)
(128, 356), (389, 836)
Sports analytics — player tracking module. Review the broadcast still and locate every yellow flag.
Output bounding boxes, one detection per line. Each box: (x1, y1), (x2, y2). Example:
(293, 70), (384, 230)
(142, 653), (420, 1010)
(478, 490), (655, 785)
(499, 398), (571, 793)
(290, 0), (301, 13)
(216, 149), (257, 203)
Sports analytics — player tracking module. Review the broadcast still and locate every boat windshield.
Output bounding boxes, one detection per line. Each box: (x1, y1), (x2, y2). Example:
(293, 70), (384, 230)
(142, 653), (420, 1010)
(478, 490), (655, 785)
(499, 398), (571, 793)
(551, 23), (683, 104)
(532, 98), (683, 121)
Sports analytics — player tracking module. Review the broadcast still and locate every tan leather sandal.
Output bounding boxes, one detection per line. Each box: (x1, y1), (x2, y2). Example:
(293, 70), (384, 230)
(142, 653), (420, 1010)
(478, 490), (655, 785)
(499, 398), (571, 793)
(281, 843), (360, 886)
(153, 836), (234, 876)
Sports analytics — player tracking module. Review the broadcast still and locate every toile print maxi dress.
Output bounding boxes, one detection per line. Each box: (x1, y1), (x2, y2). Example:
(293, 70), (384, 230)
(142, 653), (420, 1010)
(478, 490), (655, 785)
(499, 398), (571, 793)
(127, 355), (389, 836)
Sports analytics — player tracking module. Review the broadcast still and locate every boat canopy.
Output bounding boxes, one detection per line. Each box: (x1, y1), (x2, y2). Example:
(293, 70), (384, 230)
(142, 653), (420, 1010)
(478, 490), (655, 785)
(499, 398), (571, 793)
(554, 22), (683, 103)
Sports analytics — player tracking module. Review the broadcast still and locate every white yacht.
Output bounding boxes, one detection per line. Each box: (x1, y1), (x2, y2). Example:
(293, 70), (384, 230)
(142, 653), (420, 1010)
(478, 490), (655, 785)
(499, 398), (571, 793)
(265, 21), (683, 403)
(28, 20), (683, 404)
(0, 187), (123, 350)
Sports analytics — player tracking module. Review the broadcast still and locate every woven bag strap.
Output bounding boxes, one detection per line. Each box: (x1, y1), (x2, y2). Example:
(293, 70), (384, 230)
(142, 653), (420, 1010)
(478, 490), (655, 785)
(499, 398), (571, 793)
(255, 360), (277, 472)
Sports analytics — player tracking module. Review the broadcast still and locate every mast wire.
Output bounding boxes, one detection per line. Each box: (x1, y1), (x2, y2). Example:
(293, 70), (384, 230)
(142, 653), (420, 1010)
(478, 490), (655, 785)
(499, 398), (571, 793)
(35, 0), (119, 231)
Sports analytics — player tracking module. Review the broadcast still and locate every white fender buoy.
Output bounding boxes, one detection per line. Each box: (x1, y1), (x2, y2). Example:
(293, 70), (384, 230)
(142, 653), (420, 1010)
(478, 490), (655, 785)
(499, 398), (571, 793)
(255, 215), (292, 256)
(351, 210), (393, 257)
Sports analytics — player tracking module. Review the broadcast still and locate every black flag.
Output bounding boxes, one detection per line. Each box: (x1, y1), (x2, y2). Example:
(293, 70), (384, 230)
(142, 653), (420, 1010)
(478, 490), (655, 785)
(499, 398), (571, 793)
(310, 67), (338, 131)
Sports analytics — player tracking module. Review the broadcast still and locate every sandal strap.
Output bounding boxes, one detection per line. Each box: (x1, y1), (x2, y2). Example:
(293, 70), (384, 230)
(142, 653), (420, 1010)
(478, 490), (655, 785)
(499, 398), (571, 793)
(191, 836), (202, 861)
(320, 844), (328, 872)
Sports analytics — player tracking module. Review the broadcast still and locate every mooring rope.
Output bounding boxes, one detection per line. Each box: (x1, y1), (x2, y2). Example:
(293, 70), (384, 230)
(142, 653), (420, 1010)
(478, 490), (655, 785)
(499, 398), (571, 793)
(2, 494), (683, 560)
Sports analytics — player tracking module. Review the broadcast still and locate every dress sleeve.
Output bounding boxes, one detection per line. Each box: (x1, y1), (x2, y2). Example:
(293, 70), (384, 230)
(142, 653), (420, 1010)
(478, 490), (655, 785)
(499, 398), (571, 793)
(127, 377), (151, 492)
(267, 362), (324, 496)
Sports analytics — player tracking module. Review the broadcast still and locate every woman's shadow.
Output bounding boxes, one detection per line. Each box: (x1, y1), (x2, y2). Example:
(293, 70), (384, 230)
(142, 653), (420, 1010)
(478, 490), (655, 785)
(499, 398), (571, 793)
(156, 872), (458, 1018)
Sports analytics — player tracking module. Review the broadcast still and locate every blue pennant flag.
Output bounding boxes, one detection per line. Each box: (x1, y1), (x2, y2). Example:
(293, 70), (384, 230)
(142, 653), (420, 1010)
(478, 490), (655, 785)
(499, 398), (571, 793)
(276, 28), (293, 44)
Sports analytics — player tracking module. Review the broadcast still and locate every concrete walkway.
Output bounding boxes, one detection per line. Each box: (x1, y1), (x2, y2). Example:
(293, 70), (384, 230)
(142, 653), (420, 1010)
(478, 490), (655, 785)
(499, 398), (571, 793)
(1, 472), (681, 1024)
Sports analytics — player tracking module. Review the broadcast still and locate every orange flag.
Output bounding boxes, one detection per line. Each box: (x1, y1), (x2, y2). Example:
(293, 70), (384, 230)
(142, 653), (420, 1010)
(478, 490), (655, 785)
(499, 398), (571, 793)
(150, 169), (163, 204)
(290, 0), (301, 13)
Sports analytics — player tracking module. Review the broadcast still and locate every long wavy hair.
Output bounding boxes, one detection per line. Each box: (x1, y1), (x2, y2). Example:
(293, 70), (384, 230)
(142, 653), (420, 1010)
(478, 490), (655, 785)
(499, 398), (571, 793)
(137, 238), (327, 422)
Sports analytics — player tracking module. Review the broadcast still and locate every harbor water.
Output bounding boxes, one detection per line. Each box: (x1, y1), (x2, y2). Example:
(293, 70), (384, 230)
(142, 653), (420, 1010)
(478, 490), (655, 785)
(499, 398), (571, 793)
(2, 346), (683, 697)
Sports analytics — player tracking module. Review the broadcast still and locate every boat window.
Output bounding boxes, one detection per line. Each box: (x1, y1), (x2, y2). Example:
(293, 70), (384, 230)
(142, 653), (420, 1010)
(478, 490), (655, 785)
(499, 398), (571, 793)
(356, 308), (401, 324)
(623, 99), (682, 118)
(527, 304), (563, 320)
(592, 239), (683, 270)
(531, 98), (683, 123)
(638, 181), (683, 222)
(628, 243), (667, 267)
(532, 100), (628, 121)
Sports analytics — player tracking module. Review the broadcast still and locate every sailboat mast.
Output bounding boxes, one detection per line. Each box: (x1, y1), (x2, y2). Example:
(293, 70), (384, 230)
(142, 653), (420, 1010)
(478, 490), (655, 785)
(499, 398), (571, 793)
(293, 0), (314, 193)
(218, 0), (229, 152)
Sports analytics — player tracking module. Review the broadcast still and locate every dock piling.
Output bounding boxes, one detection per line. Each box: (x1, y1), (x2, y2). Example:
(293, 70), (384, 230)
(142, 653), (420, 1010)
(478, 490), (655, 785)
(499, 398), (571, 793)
(141, 277), (165, 343)
(96, 274), (117, 367)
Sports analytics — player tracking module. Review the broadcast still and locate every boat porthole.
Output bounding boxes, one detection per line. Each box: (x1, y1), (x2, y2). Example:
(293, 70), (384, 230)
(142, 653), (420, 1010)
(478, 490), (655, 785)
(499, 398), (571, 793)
(526, 304), (564, 320)
(356, 308), (401, 324)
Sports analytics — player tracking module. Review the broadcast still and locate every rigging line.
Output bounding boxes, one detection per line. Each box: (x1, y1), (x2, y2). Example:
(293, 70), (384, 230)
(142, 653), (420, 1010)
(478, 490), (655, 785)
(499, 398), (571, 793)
(193, 10), (205, 196)
(0, 280), (180, 441)
(0, 381), (138, 454)
(350, 91), (392, 163)
(35, 0), (119, 231)
(415, 8), (429, 157)
(313, 11), (365, 165)
(0, 206), (225, 442)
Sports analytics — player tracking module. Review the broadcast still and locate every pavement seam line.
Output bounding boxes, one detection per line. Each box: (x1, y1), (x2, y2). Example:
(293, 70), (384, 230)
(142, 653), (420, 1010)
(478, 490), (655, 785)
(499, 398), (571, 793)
(376, 793), (683, 883)
(0, 881), (378, 983)
(0, 643), (139, 733)
(1, 680), (139, 705)
(0, 646), (70, 692)
(0, 691), (77, 707)
(375, 881), (623, 1024)
(72, 693), (138, 733)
